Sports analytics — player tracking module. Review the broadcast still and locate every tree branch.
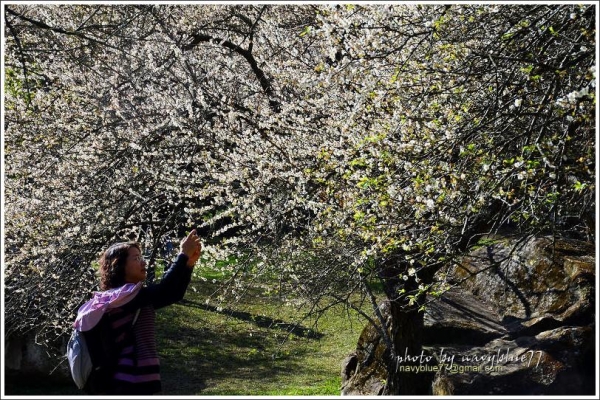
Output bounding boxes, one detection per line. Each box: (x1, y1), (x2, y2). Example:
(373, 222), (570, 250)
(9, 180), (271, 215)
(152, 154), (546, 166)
(183, 32), (281, 112)
(5, 7), (122, 51)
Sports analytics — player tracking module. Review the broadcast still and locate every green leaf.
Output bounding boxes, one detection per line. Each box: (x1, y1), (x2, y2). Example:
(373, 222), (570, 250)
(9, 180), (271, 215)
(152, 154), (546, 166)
(573, 181), (587, 192)
(299, 26), (311, 37)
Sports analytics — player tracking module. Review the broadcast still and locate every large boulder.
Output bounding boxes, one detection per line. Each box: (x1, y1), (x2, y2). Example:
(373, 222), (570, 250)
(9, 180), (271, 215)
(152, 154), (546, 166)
(452, 236), (594, 325)
(341, 235), (595, 395)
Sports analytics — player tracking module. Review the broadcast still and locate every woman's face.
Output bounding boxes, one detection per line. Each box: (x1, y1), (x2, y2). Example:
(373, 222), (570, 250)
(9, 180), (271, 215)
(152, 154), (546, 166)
(124, 246), (147, 284)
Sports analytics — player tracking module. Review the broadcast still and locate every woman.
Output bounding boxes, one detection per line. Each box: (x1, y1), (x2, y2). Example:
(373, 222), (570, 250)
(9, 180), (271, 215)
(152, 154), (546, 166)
(74, 229), (201, 395)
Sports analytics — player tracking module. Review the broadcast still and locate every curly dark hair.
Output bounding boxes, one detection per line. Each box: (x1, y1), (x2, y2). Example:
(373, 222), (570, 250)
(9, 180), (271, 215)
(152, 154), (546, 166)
(99, 241), (142, 290)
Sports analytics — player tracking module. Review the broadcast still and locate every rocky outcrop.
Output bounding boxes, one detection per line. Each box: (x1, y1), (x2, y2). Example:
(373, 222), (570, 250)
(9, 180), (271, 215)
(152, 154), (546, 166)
(452, 236), (594, 325)
(341, 235), (595, 395)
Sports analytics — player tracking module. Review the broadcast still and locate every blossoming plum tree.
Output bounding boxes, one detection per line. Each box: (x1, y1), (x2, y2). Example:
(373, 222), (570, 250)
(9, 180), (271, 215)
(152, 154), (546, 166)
(4, 4), (594, 393)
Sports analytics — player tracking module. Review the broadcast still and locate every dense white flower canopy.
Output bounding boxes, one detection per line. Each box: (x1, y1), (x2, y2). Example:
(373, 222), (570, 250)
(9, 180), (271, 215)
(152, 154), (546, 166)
(3, 4), (595, 354)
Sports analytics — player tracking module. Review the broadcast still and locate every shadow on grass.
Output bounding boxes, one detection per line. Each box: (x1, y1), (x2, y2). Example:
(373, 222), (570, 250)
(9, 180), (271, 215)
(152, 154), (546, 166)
(179, 298), (324, 339)
(157, 301), (332, 395)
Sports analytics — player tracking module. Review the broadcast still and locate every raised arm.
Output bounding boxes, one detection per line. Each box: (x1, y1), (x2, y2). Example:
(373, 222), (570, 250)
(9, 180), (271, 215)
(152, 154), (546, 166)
(124, 230), (202, 310)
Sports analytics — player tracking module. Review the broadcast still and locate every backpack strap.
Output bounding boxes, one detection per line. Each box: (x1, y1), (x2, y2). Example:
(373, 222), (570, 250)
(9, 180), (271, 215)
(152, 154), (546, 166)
(131, 308), (141, 326)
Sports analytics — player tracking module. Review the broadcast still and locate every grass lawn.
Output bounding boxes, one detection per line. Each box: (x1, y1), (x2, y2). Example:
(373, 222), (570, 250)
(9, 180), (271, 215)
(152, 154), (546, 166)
(157, 276), (371, 396)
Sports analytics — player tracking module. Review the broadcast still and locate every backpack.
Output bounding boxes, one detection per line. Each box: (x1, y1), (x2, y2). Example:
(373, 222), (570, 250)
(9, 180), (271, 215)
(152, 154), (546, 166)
(67, 309), (140, 394)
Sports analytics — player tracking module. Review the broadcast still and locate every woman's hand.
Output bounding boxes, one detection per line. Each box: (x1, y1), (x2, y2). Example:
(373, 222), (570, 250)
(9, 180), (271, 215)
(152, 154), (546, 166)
(180, 229), (202, 267)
